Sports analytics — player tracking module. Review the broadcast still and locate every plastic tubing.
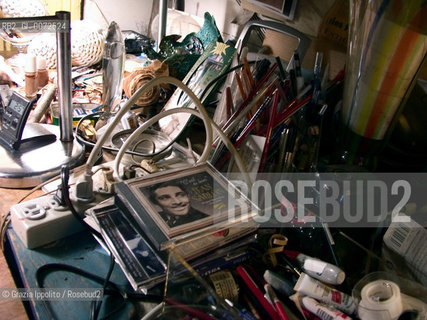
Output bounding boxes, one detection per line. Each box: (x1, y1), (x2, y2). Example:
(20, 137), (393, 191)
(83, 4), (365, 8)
(113, 107), (252, 187)
(86, 76), (205, 174)
(82, 75), (250, 185)
(113, 107), (212, 178)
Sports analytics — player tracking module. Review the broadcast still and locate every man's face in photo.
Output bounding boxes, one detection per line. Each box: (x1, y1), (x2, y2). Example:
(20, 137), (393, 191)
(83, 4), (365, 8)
(154, 186), (190, 216)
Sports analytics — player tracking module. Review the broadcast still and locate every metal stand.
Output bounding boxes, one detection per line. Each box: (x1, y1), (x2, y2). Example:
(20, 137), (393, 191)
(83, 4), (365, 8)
(0, 12), (85, 188)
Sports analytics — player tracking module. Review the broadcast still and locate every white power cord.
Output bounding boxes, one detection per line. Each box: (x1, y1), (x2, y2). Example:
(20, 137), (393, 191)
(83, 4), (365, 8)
(113, 108), (212, 179)
(114, 107), (252, 186)
(79, 75), (251, 201)
(85, 76), (179, 175)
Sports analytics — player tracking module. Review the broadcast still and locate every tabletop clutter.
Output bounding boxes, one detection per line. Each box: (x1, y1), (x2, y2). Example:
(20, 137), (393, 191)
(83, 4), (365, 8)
(1, 4), (427, 320)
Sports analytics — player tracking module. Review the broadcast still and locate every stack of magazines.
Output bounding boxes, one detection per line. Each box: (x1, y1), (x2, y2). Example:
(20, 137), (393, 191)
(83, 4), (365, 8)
(87, 163), (259, 293)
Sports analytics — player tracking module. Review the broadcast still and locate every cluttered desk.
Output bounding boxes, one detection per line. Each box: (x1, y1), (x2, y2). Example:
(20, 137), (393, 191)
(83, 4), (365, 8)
(1, 0), (427, 319)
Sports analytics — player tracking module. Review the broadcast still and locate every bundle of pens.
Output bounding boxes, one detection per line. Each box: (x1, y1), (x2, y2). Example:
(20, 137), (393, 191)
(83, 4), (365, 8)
(211, 51), (329, 174)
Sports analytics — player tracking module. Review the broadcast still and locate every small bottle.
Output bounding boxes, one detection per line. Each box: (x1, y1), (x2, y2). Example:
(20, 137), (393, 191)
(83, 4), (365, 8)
(284, 250), (345, 285)
(25, 54), (38, 98)
(36, 57), (49, 90)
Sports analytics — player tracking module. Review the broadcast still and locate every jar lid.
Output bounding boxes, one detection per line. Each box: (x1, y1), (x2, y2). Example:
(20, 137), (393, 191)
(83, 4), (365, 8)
(37, 57), (47, 70)
(25, 54), (37, 73)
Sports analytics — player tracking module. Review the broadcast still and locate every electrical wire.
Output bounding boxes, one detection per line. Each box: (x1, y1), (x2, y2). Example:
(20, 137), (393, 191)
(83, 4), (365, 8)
(59, 166), (171, 319)
(140, 302), (165, 320)
(35, 261), (163, 320)
(90, 253), (115, 320)
(81, 75), (250, 185)
(114, 108), (210, 178)
(86, 76), (180, 176)
(26, 166), (164, 320)
(114, 107), (252, 187)
(75, 111), (176, 160)
(87, 75), (252, 186)
(60, 165), (103, 239)
(0, 164), (87, 251)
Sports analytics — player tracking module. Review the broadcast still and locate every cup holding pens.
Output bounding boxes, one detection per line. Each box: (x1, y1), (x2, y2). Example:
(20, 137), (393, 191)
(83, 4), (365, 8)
(337, 0), (427, 170)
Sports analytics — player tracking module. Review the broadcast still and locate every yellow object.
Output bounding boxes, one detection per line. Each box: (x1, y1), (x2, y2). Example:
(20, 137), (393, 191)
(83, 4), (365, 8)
(263, 234), (288, 267)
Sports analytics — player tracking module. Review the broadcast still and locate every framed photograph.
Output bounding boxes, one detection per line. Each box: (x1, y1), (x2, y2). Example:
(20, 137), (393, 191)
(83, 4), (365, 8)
(88, 199), (167, 293)
(88, 197), (258, 292)
(114, 163), (258, 251)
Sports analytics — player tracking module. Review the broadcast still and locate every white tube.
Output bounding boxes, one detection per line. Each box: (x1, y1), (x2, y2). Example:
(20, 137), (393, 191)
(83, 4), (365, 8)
(295, 253), (345, 285)
(300, 296), (352, 320)
(294, 273), (356, 315)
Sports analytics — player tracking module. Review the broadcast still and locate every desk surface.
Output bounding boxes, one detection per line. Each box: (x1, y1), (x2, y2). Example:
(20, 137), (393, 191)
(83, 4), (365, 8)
(0, 186), (158, 320)
(5, 227), (158, 320)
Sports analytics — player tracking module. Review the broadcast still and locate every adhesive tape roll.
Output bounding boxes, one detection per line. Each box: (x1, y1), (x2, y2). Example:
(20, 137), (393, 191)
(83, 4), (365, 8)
(358, 280), (403, 320)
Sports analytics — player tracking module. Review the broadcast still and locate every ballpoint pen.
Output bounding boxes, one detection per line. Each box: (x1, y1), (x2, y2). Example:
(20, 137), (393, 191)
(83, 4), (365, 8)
(215, 95), (273, 169)
(274, 94), (312, 128)
(259, 89), (280, 172)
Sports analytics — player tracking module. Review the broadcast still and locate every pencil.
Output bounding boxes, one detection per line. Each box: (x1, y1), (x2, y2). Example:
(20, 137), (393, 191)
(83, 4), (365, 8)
(211, 82), (276, 164)
(274, 95), (312, 128)
(243, 57), (255, 88)
(222, 80), (277, 135)
(259, 89), (280, 172)
(276, 127), (290, 172)
(215, 95), (273, 169)
(225, 86), (233, 118)
(275, 56), (287, 81)
(235, 73), (246, 100)
(236, 266), (280, 320)
(164, 297), (217, 320)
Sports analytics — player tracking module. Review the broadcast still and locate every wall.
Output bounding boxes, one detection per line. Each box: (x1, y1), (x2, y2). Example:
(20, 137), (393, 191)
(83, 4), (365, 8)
(83, 0), (154, 33)
(183, 0), (242, 40)
(83, 0), (241, 41)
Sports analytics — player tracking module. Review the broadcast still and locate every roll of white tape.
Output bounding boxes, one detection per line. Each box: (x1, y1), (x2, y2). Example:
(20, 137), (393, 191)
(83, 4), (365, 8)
(358, 280), (403, 320)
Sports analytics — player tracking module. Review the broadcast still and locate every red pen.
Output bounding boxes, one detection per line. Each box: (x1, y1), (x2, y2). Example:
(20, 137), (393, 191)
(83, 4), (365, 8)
(164, 297), (217, 320)
(259, 89), (280, 172)
(236, 265), (280, 320)
(264, 284), (290, 320)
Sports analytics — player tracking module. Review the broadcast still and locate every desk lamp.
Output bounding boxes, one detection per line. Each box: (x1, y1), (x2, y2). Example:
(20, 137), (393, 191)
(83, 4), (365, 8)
(0, 12), (85, 188)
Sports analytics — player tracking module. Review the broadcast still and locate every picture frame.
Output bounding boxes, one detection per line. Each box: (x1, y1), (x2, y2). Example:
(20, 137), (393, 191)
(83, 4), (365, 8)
(88, 199), (167, 293)
(114, 162), (258, 251)
(88, 196), (258, 292)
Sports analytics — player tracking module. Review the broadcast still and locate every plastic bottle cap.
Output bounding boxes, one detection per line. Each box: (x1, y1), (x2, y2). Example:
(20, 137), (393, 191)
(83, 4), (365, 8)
(25, 54), (37, 73)
(37, 57), (47, 70)
(336, 271), (345, 285)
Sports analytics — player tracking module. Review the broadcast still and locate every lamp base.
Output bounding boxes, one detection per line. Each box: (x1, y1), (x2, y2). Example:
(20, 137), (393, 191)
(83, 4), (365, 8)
(0, 123), (85, 188)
